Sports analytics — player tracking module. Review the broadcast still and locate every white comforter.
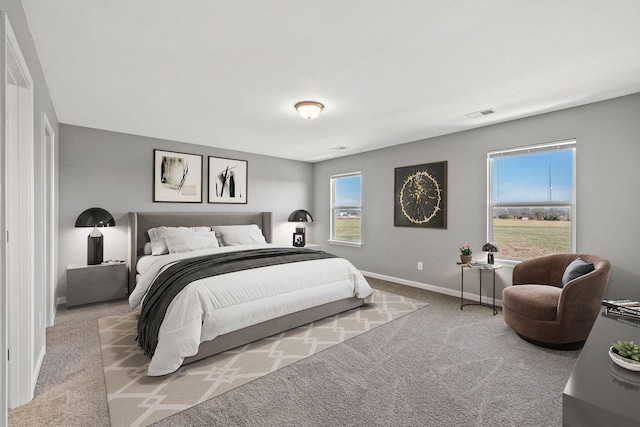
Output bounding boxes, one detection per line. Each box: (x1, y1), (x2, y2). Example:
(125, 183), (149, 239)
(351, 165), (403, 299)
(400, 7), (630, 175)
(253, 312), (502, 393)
(129, 244), (373, 376)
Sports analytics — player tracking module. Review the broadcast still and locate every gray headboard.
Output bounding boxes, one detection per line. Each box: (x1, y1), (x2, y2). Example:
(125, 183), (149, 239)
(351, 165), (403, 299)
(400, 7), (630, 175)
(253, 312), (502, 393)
(127, 211), (272, 292)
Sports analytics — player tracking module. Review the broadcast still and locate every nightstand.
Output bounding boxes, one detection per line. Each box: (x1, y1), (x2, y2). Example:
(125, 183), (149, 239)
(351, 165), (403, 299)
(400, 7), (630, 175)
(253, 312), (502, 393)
(66, 262), (128, 307)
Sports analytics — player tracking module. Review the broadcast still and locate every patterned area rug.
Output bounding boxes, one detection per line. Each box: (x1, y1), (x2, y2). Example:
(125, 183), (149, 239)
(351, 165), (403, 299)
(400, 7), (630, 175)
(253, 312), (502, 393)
(98, 289), (427, 427)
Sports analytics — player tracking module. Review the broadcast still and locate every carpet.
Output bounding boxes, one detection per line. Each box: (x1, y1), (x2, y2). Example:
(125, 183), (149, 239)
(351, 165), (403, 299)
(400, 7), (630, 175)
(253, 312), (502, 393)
(152, 294), (579, 427)
(99, 289), (427, 427)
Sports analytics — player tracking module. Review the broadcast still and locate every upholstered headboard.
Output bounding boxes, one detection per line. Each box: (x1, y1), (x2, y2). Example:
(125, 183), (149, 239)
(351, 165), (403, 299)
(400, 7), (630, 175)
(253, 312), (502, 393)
(127, 211), (272, 292)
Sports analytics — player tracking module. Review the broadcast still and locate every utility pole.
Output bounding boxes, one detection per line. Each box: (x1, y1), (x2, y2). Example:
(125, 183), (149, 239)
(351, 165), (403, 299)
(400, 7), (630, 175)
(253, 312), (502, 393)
(548, 164), (552, 202)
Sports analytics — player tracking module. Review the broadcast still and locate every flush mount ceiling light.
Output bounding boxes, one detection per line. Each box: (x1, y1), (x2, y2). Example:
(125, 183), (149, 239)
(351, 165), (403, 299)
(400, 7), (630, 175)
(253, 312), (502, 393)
(295, 101), (324, 120)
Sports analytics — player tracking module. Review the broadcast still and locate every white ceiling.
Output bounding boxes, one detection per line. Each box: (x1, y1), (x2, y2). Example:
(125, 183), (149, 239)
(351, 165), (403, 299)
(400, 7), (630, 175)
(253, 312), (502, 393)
(21, 1), (640, 163)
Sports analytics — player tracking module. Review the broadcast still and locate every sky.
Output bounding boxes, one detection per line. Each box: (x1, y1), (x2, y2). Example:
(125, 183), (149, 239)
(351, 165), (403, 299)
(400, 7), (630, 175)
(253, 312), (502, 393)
(334, 175), (361, 206)
(492, 148), (574, 203)
(333, 148), (573, 207)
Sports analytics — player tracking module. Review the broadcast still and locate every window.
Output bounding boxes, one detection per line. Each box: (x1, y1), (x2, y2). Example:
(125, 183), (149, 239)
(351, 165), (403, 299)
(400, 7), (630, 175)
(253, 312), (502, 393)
(330, 172), (362, 246)
(488, 140), (576, 260)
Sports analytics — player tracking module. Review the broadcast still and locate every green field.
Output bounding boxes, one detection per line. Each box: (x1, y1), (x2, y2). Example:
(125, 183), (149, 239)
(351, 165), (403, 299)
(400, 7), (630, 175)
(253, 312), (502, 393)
(335, 217), (361, 242)
(493, 218), (571, 258)
(333, 217), (568, 257)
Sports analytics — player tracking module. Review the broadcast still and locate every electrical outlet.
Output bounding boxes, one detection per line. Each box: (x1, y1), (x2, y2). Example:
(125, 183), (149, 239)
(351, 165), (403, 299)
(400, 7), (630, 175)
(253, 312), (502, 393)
(417, 262), (423, 270)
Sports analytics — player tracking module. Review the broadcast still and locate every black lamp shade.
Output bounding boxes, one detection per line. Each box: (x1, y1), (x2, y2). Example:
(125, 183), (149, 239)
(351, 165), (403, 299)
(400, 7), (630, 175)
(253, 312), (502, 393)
(75, 207), (115, 228)
(75, 208), (115, 265)
(287, 210), (313, 223)
(482, 243), (500, 253)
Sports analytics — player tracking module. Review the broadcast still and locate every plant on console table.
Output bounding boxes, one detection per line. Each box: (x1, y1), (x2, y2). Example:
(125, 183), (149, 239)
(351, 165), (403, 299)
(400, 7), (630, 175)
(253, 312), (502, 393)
(612, 341), (639, 362)
(459, 244), (473, 264)
(609, 340), (640, 371)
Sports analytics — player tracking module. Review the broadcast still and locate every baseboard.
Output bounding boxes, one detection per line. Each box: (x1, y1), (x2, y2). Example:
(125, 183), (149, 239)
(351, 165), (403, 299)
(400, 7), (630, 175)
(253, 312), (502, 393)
(48, 307), (56, 327)
(56, 296), (66, 306)
(360, 270), (503, 308)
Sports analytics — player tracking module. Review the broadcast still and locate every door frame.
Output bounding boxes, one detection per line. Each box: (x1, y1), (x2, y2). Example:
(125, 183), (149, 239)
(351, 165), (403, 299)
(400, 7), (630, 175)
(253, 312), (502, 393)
(3, 14), (36, 408)
(42, 112), (56, 327)
(0, 13), (5, 424)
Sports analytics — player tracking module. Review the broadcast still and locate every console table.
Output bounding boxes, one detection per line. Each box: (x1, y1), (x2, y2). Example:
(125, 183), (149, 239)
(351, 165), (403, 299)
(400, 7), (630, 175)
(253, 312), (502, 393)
(458, 262), (501, 315)
(563, 310), (640, 426)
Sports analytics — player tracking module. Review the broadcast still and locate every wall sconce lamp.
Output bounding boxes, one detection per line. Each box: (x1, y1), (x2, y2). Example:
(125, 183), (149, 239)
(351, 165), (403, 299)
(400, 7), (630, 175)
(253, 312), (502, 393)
(295, 101), (324, 120)
(75, 207), (115, 265)
(482, 242), (500, 265)
(288, 209), (313, 247)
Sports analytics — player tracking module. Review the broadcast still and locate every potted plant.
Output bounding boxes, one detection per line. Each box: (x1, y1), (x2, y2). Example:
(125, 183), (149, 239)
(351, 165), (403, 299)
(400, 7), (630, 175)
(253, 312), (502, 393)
(609, 340), (640, 371)
(459, 244), (473, 264)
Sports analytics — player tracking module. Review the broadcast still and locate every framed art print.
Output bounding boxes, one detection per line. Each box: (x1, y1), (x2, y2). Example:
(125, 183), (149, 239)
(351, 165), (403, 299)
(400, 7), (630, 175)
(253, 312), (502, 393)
(153, 149), (203, 203)
(394, 161), (447, 229)
(208, 156), (248, 204)
(292, 232), (306, 247)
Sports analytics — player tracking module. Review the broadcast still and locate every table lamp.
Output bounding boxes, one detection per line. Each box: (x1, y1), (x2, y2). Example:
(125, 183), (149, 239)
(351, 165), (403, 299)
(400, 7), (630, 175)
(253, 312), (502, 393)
(75, 207), (115, 265)
(482, 242), (500, 265)
(288, 209), (313, 247)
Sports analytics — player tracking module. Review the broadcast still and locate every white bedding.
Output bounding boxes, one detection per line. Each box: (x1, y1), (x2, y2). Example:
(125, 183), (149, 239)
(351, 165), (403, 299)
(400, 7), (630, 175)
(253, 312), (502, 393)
(135, 255), (155, 275)
(129, 244), (373, 376)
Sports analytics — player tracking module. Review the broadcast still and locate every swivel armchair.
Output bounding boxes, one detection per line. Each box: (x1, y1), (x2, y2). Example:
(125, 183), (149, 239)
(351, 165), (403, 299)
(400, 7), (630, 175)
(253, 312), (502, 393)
(502, 253), (611, 349)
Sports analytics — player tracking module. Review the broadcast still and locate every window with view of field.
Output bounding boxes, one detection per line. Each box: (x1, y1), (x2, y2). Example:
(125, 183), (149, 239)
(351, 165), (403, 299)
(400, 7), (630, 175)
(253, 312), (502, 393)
(488, 140), (576, 259)
(330, 172), (361, 245)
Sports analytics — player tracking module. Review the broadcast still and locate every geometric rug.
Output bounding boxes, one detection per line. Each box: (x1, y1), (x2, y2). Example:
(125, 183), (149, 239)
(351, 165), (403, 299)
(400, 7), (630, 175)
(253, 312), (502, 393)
(98, 289), (428, 427)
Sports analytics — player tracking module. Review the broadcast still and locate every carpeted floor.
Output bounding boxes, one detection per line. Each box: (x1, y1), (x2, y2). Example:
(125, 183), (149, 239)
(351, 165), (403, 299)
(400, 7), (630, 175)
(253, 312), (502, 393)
(100, 288), (427, 426)
(8, 277), (580, 426)
(8, 299), (131, 427)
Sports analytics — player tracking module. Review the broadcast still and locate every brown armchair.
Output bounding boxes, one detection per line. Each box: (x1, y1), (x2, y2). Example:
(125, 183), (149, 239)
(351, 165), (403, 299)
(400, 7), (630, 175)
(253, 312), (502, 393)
(502, 254), (611, 349)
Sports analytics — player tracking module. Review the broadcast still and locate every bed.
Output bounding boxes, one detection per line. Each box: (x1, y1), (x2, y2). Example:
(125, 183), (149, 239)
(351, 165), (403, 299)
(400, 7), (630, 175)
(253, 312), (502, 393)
(127, 211), (373, 376)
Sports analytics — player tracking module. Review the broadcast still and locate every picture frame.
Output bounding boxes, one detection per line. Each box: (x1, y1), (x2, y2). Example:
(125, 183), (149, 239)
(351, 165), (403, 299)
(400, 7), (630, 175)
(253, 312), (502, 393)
(208, 156), (248, 204)
(394, 160), (447, 229)
(292, 232), (306, 247)
(153, 149), (203, 203)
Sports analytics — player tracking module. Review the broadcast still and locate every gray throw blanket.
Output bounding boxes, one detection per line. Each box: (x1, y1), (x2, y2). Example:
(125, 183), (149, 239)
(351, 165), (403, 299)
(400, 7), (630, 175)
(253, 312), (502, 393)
(137, 247), (337, 356)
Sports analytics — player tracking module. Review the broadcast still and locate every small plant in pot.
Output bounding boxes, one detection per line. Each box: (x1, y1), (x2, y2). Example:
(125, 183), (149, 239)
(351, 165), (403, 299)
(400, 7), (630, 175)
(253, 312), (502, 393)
(612, 341), (640, 362)
(459, 244), (473, 264)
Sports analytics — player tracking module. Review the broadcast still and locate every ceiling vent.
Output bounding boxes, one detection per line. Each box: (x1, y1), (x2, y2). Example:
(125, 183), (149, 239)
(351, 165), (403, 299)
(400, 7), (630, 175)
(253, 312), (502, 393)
(465, 108), (495, 119)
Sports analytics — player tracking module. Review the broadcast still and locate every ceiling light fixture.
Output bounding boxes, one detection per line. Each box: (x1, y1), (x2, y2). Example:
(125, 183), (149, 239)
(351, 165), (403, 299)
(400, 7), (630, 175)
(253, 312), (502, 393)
(295, 101), (324, 120)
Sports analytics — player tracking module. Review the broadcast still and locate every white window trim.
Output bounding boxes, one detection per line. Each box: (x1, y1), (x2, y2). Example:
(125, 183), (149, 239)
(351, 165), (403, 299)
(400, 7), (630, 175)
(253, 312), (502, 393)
(327, 240), (362, 248)
(329, 171), (362, 247)
(487, 139), (577, 261)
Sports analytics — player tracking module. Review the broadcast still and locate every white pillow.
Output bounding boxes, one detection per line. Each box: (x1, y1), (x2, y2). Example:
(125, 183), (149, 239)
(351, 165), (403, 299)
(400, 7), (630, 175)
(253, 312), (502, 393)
(218, 228), (267, 246)
(165, 232), (219, 254)
(147, 226), (210, 240)
(143, 242), (152, 255)
(150, 238), (169, 256)
(219, 229), (266, 246)
(210, 224), (260, 233)
(147, 226), (211, 255)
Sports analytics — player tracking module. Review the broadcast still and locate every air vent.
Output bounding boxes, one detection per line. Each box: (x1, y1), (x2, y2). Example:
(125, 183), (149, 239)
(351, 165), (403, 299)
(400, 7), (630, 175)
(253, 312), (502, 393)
(466, 108), (495, 119)
(332, 146), (348, 151)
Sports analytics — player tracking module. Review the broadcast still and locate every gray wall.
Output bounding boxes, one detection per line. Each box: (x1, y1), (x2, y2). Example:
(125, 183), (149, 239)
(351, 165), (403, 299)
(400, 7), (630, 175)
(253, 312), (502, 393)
(58, 125), (313, 299)
(314, 93), (640, 301)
